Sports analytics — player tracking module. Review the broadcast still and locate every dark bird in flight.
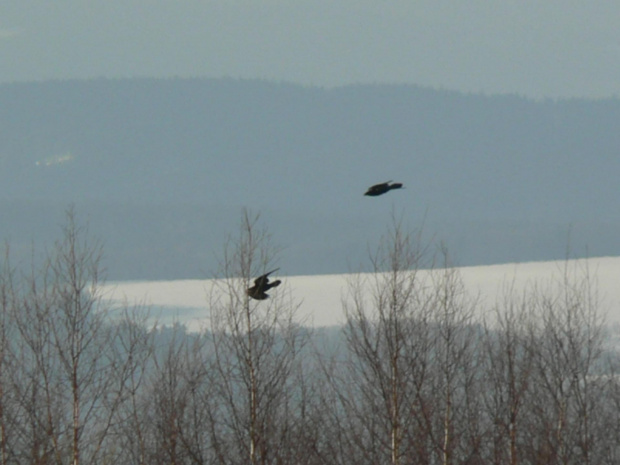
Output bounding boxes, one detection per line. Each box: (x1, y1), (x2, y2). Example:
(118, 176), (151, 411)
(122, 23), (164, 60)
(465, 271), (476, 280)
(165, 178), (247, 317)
(246, 268), (282, 300)
(364, 181), (404, 196)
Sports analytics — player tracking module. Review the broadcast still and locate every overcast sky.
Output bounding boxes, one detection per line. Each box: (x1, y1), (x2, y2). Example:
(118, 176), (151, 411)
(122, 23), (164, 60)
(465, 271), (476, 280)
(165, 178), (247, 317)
(2, 1), (620, 99)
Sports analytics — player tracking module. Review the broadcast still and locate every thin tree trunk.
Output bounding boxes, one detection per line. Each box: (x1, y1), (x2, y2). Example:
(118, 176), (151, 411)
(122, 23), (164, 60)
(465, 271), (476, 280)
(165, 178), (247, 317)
(73, 362), (80, 465)
(0, 383), (6, 465)
(391, 353), (400, 465)
(247, 301), (258, 465)
(443, 391), (451, 465)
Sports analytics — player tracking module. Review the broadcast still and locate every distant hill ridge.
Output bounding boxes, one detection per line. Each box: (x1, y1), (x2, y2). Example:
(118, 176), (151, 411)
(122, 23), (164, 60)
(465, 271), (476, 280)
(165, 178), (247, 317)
(1, 78), (618, 279)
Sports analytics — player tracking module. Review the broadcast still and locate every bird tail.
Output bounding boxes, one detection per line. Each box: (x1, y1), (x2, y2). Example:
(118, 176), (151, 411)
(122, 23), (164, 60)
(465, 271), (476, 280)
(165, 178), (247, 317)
(268, 280), (282, 289)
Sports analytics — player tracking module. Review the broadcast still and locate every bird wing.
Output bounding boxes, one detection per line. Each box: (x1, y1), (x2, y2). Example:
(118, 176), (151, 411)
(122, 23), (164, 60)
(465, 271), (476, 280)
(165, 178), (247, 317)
(370, 181), (391, 189)
(253, 268), (280, 285)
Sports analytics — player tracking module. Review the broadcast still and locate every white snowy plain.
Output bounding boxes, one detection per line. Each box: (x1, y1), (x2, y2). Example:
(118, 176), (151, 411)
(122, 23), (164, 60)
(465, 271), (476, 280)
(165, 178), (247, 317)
(101, 256), (620, 332)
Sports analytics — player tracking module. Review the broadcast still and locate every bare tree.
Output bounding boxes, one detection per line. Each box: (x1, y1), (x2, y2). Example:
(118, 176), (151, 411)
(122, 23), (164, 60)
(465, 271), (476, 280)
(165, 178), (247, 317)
(336, 216), (434, 465)
(147, 325), (193, 465)
(106, 307), (156, 465)
(481, 285), (536, 465)
(207, 209), (308, 465)
(0, 246), (17, 465)
(10, 208), (133, 464)
(50, 209), (111, 464)
(599, 349), (620, 464)
(525, 261), (606, 465)
(12, 246), (66, 464)
(131, 323), (221, 465)
(421, 255), (480, 465)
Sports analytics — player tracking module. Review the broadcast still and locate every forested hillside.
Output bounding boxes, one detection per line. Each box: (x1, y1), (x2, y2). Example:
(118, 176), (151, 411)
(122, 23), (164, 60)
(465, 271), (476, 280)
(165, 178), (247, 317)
(1, 78), (619, 279)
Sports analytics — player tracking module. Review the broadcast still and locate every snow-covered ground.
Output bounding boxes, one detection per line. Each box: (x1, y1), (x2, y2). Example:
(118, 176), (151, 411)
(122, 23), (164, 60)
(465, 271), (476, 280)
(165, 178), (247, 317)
(101, 256), (620, 331)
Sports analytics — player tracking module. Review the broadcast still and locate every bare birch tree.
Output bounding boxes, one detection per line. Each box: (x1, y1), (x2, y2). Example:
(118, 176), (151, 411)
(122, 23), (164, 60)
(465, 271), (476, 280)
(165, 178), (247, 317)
(106, 308), (156, 465)
(481, 285), (536, 465)
(421, 256), (480, 465)
(10, 208), (133, 464)
(332, 216), (444, 465)
(208, 209), (308, 465)
(525, 261), (607, 465)
(0, 247), (17, 465)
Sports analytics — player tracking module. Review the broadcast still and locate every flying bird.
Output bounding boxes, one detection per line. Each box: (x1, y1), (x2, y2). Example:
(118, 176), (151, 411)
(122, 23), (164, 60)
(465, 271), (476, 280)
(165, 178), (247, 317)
(246, 268), (282, 300)
(364, 181), (404, 196)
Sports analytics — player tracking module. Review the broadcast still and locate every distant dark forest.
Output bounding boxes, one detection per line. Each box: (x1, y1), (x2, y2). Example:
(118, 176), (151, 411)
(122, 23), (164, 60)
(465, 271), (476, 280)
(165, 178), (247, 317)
(1, 78), (619, 279)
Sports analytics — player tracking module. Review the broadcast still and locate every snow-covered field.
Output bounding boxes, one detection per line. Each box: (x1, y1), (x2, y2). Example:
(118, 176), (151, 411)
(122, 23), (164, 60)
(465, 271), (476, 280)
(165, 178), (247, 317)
(102, 256), (620, 331)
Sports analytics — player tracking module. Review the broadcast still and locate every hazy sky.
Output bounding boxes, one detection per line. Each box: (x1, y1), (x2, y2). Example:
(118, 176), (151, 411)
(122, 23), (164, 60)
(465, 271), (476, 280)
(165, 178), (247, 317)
(2, 1), (620, 99)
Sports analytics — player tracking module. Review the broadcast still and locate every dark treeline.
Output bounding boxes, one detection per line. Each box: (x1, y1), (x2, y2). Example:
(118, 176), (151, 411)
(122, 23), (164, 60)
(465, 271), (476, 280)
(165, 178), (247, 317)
(1, 78), (620, 279)
(1, 209), (619, 465)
